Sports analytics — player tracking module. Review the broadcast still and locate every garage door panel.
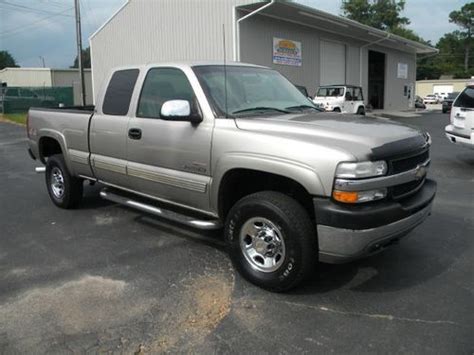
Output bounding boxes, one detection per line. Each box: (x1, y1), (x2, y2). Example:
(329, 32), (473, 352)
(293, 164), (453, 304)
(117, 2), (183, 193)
(320, 40), (346, 85)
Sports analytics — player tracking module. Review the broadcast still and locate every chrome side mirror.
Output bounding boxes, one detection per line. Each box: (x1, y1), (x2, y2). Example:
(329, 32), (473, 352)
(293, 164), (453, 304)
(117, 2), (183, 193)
(161, 100), (191, 118)
(160, 99), (202, 123)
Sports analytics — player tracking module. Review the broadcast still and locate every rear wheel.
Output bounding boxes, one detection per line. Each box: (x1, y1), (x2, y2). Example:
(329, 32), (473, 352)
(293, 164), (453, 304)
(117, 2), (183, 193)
(356, 106), (365, 115)
(225, 191), (317, 292)
(333, 107), (341, 113)
(45, 154), (83, 209)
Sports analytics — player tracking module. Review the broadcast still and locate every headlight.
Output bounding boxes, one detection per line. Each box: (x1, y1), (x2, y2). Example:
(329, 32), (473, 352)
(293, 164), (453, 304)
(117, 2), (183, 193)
(332, 188), (387, 204)
(335, 161), (387, 179)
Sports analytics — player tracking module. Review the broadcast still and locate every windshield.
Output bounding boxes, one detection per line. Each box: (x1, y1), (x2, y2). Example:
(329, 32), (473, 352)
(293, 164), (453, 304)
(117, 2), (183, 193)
(447, 92), (459, 99)
(316, 87), (344, 97)
(453, 87), (474, 108)
(192, 65), (317, 117)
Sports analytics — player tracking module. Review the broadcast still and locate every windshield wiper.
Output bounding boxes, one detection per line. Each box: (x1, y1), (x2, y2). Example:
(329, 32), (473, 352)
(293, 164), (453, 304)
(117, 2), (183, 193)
(232, 107), (291, 115)
(285, 104), (322, 112)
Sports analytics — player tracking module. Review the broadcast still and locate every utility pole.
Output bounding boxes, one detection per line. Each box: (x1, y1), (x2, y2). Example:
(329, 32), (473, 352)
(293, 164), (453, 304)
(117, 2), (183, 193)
(74, 0), (86, 106)
(39, 56), (45, 68)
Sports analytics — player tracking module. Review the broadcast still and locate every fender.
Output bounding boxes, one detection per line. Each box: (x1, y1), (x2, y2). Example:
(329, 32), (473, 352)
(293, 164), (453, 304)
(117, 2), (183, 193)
(210, 152), (326, 213)
(37, 128), (74, 174)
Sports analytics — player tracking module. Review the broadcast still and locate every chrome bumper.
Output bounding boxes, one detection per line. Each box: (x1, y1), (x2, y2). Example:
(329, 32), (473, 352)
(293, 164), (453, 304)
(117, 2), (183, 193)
(317, 203), (432, 263)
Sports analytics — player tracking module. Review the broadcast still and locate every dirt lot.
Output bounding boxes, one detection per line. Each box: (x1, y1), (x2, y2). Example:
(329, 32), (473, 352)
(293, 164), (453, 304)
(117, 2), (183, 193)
(0, 111), (472, 353)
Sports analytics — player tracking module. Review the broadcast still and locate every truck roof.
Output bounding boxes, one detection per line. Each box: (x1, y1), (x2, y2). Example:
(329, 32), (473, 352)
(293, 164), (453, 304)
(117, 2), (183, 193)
(318, 84), (362, 88)
(111, 61), (269, 72)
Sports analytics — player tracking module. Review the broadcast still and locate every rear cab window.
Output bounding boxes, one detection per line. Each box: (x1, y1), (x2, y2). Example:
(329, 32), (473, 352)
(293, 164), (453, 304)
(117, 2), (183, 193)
(102, 69), (140, 115)
(453, 86), (474, 109)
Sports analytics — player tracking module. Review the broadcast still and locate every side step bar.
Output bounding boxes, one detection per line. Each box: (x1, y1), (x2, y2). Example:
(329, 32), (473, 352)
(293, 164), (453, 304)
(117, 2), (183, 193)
(100, 188), (222, 230)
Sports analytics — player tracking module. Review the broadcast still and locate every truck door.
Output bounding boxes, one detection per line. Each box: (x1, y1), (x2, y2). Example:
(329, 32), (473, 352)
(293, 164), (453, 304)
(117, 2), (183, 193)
(126, 67), (213, 212)
(89, 69), (139, 188)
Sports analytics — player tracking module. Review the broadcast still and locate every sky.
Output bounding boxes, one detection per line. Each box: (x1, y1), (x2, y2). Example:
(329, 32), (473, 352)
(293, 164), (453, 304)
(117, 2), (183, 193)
(0, 0), (469, 68)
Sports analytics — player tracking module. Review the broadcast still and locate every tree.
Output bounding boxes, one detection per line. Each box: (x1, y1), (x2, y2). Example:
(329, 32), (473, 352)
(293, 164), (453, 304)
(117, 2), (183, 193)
(0, 50), (19, 70)
(341, 0), (409, 31)
(71, 47), (91, 69)
(449, 3), (474, 72)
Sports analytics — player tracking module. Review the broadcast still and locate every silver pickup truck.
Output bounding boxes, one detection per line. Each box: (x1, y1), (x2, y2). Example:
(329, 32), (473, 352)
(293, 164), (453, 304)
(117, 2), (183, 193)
(27, 62), (436, 291)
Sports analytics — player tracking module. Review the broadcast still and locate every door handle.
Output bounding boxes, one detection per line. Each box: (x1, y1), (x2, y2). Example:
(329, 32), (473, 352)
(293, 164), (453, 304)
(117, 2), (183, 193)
(128, 128), (142, 140)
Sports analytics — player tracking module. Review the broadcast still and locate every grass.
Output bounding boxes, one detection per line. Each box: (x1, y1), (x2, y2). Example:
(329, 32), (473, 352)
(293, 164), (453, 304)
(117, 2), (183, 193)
(0, 113), (27, 125)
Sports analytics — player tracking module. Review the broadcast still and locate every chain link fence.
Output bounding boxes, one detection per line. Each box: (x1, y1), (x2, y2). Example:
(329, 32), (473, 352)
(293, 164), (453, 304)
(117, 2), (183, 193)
(0, 86), (74, 114)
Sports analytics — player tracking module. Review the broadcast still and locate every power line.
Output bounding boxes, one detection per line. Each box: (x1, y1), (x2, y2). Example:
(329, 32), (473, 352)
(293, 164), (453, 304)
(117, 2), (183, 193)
(0, 6), (74, 38)
(0, 0), (73, 17)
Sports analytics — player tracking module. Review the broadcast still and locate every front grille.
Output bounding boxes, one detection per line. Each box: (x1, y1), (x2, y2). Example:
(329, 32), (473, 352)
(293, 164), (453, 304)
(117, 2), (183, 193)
(387, 148), (430, 200)
(390, 149), (429, 174)
(391, 178), (425, 199)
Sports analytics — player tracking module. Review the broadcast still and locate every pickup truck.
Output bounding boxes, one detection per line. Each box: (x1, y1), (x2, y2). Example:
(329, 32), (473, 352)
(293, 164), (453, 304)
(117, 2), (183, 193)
(27, 62), (436, 291)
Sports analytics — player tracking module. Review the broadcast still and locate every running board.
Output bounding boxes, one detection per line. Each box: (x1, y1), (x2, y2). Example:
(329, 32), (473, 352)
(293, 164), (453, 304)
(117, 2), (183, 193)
(100, 188), (222, 230)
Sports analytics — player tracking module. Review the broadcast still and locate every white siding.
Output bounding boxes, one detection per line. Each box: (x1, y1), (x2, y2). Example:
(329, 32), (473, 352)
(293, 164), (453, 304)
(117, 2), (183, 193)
(0, 68), (52, 87)
(90, 0), (260, 100)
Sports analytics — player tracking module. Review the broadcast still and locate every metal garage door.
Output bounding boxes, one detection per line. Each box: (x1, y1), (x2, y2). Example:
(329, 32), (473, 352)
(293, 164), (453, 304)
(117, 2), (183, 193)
(433, 85), (453, 95)
(320, 40), (346, 85)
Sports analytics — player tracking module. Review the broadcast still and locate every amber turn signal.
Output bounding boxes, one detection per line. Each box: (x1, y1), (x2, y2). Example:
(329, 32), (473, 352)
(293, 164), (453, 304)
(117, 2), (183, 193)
(332, 190), (359, 203)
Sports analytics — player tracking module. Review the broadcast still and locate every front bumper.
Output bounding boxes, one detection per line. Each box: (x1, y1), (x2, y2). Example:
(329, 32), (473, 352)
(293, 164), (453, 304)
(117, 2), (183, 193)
(445, 125), (474, 149)
(314, 179), (436, 263)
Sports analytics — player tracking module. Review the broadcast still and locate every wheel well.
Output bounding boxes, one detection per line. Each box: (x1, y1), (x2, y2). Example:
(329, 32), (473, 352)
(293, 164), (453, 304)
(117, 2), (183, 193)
(218, 169), (315, 222)
(39, 137), (62, 162)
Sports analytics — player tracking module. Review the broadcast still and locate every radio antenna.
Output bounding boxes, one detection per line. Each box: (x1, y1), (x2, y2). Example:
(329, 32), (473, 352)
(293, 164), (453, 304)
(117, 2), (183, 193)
(222, 24), (229, 118)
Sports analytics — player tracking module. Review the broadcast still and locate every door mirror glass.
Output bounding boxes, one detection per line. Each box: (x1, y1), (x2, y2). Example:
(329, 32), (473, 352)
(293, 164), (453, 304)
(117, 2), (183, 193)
(161, 99), (191, 118)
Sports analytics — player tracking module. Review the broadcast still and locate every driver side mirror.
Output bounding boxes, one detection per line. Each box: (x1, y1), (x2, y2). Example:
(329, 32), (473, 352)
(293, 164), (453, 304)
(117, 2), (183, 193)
(160, 99), (202, 123)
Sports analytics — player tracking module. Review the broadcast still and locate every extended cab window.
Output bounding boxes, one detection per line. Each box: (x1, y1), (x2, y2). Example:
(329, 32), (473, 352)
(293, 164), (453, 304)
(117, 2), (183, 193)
(102, 69), (139, 115)
(137, 68), (195, 118)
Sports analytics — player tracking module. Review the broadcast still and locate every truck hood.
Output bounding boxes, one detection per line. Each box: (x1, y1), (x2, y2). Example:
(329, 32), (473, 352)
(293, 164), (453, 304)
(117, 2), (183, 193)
(235, 112), (427, 160)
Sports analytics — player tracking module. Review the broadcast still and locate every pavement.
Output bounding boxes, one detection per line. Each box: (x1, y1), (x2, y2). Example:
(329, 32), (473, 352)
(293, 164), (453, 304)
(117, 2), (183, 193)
(0, 112), (473, 354)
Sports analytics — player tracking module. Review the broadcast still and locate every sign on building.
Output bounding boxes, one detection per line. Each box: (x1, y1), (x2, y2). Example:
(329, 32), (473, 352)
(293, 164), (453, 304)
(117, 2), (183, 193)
(273, 38), (302, 66)
(397, 63), (408, 79)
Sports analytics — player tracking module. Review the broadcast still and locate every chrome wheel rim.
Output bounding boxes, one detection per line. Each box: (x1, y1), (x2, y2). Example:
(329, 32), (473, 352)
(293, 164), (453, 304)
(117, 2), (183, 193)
(50, 167), (65, 199)
(239, 217), (286, 273)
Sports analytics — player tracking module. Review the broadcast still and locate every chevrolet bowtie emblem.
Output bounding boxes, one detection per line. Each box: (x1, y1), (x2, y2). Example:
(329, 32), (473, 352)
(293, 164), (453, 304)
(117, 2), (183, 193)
(414, 165), (427, 180)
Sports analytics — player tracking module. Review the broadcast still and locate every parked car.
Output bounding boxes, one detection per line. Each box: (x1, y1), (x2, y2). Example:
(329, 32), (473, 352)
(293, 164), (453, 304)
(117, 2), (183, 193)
(445, 84), (474, 149)
(423, 94), (438, 104)
(435, 93), (448, 101)
(442, 92), (459, 113)
(27, 62), (436, 291)
(415, 95), (426, 109)
(313, 85), (365, 114)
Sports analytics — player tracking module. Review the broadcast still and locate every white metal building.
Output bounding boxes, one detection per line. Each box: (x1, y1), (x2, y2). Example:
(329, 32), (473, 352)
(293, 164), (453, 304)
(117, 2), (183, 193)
(0, 67), (93, 105)
(90, 0), (437, 110)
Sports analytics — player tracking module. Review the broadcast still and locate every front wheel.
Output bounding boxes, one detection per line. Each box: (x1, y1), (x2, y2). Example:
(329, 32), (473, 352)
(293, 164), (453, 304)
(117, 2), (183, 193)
(225, 191), (317, 292)
(45, 154), (83, 209)
(356, 106), (365, 115)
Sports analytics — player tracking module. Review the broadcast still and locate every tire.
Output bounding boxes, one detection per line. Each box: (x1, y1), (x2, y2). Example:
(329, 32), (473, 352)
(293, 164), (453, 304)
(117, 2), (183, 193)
(45, 154), (83, 209)
(225, 191), (317, 292)
(356, 106), (365, 115)
(333, 107), (341, 113)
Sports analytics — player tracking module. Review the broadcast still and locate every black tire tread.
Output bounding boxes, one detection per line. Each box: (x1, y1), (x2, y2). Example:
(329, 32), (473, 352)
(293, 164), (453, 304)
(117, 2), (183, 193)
(46, 154), (83, 209)
(226, 191), (317, 292)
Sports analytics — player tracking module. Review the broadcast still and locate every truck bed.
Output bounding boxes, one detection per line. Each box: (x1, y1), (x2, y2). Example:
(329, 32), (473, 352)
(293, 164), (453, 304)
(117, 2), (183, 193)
(27, 106), (95, 177)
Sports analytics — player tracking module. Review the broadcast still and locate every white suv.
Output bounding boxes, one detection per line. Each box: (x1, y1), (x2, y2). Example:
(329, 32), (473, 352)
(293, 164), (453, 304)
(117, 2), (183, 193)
(445, 83), (474, 149)
(313, 85), (365, 115)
